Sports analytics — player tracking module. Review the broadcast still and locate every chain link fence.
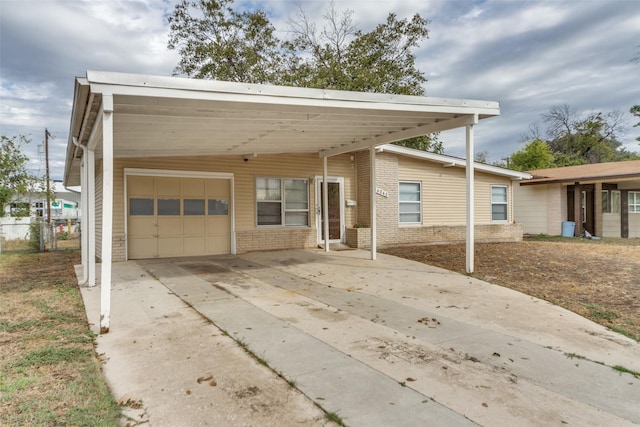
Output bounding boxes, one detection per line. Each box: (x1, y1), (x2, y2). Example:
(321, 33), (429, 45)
(0, 219), (80, 253)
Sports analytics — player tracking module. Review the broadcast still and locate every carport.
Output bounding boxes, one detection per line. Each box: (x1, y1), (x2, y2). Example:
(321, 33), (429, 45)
(63, 71), (500, 332)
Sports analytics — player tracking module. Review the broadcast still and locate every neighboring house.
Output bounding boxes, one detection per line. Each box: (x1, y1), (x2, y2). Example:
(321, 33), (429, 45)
(63, 71), (520, 330)
(514, 160), (640, 238)
(3, 180), (81, 222)
(1, 181), (81, 242)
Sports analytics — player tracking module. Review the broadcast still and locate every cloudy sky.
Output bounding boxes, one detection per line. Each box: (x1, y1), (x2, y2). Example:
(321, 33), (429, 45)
(1, 0), (639, 180)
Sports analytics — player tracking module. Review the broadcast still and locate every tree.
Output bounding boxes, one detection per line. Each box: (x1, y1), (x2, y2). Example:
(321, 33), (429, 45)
(507, 139), (554, 171)
(167, 0), (285, 83)
(0, 135), (37, 217)
(631, 105), (640, 142)
(167, 0), (442, 152)
(474, 151), (489, 163)
(284, 3), (429, 95)
(520, 104), (640, 167)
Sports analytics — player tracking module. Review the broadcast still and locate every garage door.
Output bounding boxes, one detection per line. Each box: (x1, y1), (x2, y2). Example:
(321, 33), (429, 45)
(127, 175), (231, 259)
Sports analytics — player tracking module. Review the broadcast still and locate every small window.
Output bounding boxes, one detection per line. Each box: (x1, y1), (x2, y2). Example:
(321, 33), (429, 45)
(491, 185), (508, 221)
(208, 199), (228, 215)
(399, 181), (421, 223)
(184, 199), (205, 215)
(158, 199), (180, 215)
(630, 192), (640, 213)
(611, 190), (621, 214)
(601, 191), (610, 213)
(130, 198), (154, 216)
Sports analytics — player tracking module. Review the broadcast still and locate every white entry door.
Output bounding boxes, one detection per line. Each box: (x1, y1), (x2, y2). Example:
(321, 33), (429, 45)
(315, 177), (344, 245)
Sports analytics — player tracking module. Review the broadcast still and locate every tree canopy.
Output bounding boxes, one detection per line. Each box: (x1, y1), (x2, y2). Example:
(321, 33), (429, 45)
(631, 105), (640, 142)
(507, 139), (554, 171)
(503, 104), (640, 171)
(0, 135), (37, 217)
(167, 0), (441, 152)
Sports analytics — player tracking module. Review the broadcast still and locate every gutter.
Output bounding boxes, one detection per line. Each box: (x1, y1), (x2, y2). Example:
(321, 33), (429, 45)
(71, 137), (88, 285)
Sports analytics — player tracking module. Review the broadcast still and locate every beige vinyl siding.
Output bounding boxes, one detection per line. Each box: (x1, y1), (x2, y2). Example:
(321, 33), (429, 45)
(397, 157), (513, 226)
(629, 213), (640, 238)
(101, 153), (354, 260)
(513, 184), (549, 234)
(547, 184), (564, 235)
(602, 213), (621, 237)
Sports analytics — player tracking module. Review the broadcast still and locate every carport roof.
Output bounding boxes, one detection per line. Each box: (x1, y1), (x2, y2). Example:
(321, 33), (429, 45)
(64, 71), (500, 186)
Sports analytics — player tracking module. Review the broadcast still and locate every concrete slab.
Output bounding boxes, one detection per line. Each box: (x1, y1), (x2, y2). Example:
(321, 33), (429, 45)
(78, 262), (331, 427)
(79, 248), (640, 427)
(141, 261), (473, 426)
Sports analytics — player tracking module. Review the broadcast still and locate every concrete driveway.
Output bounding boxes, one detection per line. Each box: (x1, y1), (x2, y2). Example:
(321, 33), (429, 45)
(80, 249), (640, 426)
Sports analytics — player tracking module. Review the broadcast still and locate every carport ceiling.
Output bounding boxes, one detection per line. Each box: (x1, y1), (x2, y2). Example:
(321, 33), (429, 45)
(66, 71), (500, 184)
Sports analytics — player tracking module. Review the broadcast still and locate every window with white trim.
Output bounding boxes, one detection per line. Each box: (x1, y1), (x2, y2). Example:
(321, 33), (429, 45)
(491, 185), (508, 221)
(601, 191), (610, 213)
(611, 190), (621, 214)
(630, 191), (640, 213)
(256, 177), (309, 226)
(398, 181), (421, 224)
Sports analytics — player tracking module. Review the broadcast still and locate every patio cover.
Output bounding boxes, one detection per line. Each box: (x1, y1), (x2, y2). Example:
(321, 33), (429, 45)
(63, 71), (500, 332)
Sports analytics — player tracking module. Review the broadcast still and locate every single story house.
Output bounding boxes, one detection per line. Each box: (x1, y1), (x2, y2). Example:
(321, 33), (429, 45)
(63, 71), (528, 331)
(513, 160), (640, 238)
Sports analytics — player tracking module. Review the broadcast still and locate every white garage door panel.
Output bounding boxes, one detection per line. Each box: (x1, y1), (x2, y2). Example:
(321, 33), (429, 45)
(128, 238), (157, 259)
(184, 236), (207, 255)
(127, 175), (231, 259)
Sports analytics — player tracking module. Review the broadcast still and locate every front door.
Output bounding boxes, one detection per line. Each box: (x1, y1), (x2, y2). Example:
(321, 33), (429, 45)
(315, 177), (344, 244)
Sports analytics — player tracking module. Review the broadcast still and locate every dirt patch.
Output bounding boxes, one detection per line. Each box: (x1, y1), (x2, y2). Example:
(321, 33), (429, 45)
(381, 238), (640, 341)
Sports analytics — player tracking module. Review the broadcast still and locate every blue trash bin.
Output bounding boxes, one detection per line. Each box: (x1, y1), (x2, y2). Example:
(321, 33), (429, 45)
(561, 221), (575, 237)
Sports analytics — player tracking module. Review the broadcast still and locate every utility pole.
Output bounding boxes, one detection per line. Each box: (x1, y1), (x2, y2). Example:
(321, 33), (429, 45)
(45, 128), (52, 224)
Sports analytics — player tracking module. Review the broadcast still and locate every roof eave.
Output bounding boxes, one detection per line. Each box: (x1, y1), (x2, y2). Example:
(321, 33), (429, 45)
(520, 172), (640, 185)
(378, 144), (532, 180)
(63, 77), (90, 187)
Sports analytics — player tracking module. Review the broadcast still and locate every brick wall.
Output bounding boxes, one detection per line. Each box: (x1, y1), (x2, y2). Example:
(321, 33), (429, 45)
(355, 151), (371, 226)
(348, 223), (523, 248)
(112, 234), (126, 262)
(235, 228), (317, 253)
(374, 152), (399, 243)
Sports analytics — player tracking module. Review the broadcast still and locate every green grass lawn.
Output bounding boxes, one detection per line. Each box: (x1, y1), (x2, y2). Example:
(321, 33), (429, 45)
(0, 248), (121, 426)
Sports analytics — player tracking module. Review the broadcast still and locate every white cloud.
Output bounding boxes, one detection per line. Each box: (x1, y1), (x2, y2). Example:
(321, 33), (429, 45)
(1, 0), (639, 173)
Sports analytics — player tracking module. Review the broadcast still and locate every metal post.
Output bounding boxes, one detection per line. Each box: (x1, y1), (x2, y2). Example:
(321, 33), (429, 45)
(100, 95), (114, 333)
(370, 146), (376, 260)
(465, 115), (478, 274)
(45, 129), (52, 225)
(322, 156), (329, 252)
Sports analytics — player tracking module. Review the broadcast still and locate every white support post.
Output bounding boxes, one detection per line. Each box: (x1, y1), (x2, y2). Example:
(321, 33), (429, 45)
(79, 156), (88, 281)
(465, 114), (478, 274)
(88, 148), (96, 286)
(322, 156), (329, 252)
(100, 94), (114, 333)
(370, 146), (377, 260)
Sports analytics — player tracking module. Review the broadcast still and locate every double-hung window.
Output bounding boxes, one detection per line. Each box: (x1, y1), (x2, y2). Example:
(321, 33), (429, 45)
(611, 190), (621, 214)
(491, 185), (508, 221)
(256, 177), (309, 226)
(399, 181), (421, 224)
(630, 191), (640, 213)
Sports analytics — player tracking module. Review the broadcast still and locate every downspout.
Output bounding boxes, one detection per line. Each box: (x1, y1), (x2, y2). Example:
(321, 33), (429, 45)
(71, 137), (88, 285)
